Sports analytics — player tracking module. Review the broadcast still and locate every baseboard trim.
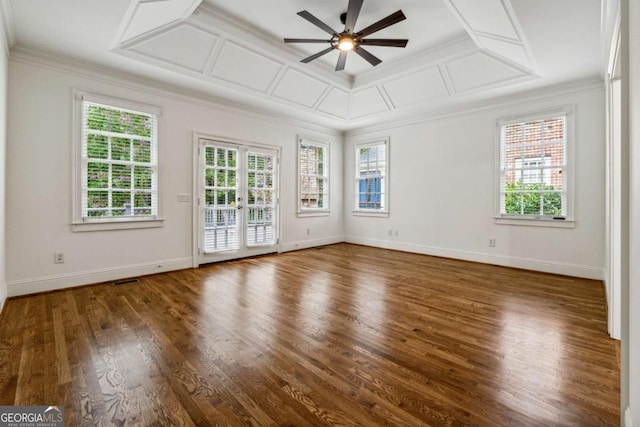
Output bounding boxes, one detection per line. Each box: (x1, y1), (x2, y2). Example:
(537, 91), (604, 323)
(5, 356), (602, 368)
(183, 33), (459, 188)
(7, 257), (193, 297)
(626, 407), (633, 427)
(5, 238), (605, 297)
(0, 284), (7, 316)
(345, 237), (604, 280)
(279, 236), (344, 253)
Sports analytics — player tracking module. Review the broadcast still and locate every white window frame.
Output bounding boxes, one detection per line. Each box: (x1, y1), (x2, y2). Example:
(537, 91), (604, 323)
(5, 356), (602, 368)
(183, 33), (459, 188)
(353, 137), (390, 217)
(72, 90), (163, 232)
(495, 107), (575, 228)
(297, 136), (330, 217)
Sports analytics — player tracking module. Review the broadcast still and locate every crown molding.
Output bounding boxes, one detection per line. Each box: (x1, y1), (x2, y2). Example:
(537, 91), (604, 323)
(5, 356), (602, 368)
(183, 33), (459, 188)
(0, 0), (15, 55)
(9, 46), (344, 136)
(601, 0), (621, 76)
(345, 76), (604, 137)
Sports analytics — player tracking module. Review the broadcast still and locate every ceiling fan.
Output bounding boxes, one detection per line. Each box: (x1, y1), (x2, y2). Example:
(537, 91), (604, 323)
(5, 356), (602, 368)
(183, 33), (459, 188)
(284, 0), (408, 71)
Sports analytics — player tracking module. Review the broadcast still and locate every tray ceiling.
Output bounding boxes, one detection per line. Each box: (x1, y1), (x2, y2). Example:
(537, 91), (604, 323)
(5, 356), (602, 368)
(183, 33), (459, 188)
(7, 0), (604, 130)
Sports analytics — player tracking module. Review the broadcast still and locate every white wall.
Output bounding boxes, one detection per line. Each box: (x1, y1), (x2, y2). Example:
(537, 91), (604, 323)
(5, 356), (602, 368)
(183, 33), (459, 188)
(344, 87), (606, 279)
(627, 0), (640, 423)
(5, 55), (343, 296)
(0, 8), (8, 311)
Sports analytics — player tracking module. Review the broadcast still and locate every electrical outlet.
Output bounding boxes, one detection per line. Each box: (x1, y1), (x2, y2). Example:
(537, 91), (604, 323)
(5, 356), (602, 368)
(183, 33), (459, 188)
(488, 238), (496, 247)
(388, 229), (393, 236)
(306, 228), (311, 235)
(395, 230), (399, 236)
(54, 252), (65, 264)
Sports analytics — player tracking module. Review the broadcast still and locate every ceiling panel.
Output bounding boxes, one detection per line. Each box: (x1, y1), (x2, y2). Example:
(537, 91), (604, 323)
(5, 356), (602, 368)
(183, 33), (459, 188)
(475, 35), (532, 71)
(349, 87), (389, 119)
(130, 23), (218, 73)
(446, 52), (525, 93)
(272, 69), (329, 108)
(316, 88), (350, 118)
(211, 41), (283, 93)
(383, 67), (449, 108)
(120, 0), (200, 43)
(446, 0), (519, 41)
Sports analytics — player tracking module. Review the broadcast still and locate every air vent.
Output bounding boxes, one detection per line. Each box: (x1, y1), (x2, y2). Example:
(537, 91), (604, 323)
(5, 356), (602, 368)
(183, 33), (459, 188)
(113, 278), (139, 286)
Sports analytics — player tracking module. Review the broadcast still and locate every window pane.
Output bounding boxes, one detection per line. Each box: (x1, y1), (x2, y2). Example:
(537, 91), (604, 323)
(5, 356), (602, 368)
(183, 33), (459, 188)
(205, 168), (215, 187)
(134, 192), (152, 208)
(87, 134), (108, 159)
(500, 115), (566, 217)
(86, 106), (108, 131)
(112, 137), (130, 161)
(81, 99), (158, 220)
(112, 164), (132, 189)
(216, 170), (226, 187)
(522, 192), (542, 215)
(205, 147), (215, 166)
(299, 140), (329, 211)
(87, 162), (109, 188)
(205, 189), (215, 205)
(132, 114), (152, 137)
(87, 191), (108, 209)
(109, 110), (130, 134)
(133, 139), (151, 163)
(134, 166), (153, 189)
(356, 143), (386, 211)
(543, 192), (563, 216)
(217, 148), (226, 167)
(112, 191), (130, 208)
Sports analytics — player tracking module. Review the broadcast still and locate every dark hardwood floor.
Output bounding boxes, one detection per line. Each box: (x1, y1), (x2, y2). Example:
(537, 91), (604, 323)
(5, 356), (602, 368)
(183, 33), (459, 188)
(0, 244), (619, 426)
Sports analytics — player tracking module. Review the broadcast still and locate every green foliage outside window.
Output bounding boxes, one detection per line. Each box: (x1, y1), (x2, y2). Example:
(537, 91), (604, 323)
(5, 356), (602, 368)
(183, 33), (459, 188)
(504, 181), (563, 216)
(83, 102), (156, 217)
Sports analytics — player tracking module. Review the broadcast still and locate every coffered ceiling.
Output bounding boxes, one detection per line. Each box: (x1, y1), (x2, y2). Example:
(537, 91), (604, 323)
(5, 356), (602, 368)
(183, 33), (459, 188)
(6, 0), (603, 130)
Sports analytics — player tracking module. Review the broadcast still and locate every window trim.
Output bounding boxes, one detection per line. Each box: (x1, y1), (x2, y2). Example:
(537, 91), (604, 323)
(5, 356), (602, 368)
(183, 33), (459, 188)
(353, 137), (390, 217)
(72, 90), (164, 232)
(494, 106), (575, 228)
(297, 135), (330, 217)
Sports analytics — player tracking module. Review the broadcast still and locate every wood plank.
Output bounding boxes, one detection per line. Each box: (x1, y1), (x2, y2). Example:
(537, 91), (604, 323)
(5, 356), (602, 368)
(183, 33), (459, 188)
(0, 243), (619, 425)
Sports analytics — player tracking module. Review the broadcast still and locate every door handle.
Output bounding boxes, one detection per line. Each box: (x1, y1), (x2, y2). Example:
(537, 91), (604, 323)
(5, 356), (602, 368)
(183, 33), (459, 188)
(237, 205), (243, 210)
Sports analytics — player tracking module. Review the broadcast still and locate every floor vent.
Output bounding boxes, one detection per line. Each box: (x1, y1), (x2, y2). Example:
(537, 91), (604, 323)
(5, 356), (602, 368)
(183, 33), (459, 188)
(113, 278), (140, 286)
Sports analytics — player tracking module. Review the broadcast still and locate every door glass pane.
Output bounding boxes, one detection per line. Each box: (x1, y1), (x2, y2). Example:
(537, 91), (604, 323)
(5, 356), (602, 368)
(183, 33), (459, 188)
(247, 152), (275, 246)
(204, 145), (239, 253)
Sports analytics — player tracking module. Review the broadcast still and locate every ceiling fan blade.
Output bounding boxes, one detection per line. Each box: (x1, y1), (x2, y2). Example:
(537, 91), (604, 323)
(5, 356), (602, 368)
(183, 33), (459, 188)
(297, 10), (338, 36)
(344, 0), (364, 32)
(301, 46), (336, 63)
(359, 38), (408, 48)
(335, 51), (348, 71)
(354, 46), (382, 67)
(284, 38), (333, 44)
(356, 10), (406, 38)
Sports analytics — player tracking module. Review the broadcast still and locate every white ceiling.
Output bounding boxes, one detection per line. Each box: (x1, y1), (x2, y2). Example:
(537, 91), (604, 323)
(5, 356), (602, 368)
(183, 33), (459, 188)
(5, 0), (604, 131)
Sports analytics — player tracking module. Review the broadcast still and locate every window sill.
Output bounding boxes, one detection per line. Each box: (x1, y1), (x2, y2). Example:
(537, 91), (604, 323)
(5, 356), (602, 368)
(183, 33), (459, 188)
(72, 218), (165, 232)
(297, 210), (330, 218)
(494, 216), (575, 228)
(353, 210), (390, 218)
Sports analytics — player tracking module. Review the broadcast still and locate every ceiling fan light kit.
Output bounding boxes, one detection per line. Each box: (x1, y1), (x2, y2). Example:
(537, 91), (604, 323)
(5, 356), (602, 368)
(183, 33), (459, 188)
(284, 0), (408, 71)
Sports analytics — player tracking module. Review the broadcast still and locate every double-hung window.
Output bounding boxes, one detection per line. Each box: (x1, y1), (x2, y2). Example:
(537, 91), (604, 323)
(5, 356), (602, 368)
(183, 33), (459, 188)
(354, 138), (389, 216)
(73, 92), (162, 231)
(497, 109), (573, 226)
(298, 136), (329, 216)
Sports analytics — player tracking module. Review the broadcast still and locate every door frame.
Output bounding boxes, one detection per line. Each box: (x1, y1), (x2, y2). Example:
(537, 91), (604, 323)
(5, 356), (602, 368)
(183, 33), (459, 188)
(192, 132), (281, 267)
(605, 20), (623, 340)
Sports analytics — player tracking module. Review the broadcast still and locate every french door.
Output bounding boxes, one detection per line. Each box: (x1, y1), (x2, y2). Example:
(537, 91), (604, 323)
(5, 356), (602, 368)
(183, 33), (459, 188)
(197, 138), (279, 264)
